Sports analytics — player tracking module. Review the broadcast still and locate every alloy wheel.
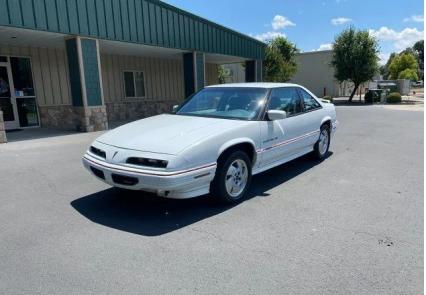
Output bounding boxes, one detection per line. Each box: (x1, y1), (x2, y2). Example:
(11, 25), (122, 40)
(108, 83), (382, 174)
(225, 159), (248, 197)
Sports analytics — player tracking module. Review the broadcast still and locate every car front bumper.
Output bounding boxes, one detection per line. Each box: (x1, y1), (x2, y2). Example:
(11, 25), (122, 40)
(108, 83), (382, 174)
(82, 153), (217, 199)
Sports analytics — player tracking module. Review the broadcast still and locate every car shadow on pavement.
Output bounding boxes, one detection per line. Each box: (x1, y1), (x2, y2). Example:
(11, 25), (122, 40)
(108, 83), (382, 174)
(71, 152), (332, 236)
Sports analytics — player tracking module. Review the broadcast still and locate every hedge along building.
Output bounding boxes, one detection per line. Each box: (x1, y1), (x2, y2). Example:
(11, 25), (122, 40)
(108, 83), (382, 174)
(0, 0), (265, 142)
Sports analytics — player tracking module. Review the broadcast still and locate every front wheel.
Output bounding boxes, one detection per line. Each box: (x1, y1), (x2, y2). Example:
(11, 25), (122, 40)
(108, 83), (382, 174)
(210, 151), (252, 203)
(313, 124), (330, 160)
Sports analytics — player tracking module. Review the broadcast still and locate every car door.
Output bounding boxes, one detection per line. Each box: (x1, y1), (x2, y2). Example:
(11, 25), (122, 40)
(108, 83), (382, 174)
(297, 87), (324, 147)
(259, 87), (306, 167)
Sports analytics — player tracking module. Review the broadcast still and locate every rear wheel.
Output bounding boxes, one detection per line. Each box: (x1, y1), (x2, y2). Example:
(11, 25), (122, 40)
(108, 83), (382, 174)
(313, 124), (330, 160)
(211, 150), (252, 203)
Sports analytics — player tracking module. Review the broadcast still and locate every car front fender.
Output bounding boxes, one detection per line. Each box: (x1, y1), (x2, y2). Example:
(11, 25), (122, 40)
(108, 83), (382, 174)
(217, 137), (258, 165)
(321, 116), (333, 126)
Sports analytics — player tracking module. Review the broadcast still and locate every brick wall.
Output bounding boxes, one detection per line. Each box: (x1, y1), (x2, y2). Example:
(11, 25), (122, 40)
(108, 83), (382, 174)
(105, 100), (179, 123)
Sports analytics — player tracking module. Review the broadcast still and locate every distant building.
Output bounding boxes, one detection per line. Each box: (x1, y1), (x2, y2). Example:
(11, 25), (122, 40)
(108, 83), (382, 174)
(290, 50), (338, 97)
(290, 50), (368, 98)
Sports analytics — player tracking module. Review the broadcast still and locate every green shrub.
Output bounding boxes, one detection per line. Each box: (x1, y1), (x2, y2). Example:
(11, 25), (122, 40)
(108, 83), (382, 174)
(364, 91), (380, 103)
(386, 92), (402, 103)
(322, 95), (333, 103)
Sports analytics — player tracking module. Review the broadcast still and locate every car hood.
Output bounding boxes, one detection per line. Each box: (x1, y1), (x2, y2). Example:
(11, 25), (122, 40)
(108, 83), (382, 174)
(96, 114), (248, 155)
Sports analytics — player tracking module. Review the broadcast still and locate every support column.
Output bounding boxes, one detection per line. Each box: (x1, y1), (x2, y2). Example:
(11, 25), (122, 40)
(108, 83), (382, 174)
(245, 60), (263, 82)
(0, 111), (7, 143)
(65, 37), (108, 132)
(256, 59), (263, 82)
(183, 52), (205, 97)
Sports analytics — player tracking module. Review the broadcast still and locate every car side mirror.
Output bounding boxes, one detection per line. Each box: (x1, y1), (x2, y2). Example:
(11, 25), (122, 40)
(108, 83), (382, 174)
(172, 105), (179, 113)
(267, 110), (287, 121)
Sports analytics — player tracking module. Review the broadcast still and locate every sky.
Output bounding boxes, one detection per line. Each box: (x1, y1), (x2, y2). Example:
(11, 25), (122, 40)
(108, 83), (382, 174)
(163, 0), (424, 64)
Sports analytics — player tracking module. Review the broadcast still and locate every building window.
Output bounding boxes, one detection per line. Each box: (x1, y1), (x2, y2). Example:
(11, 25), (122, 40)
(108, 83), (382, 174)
(123, 71), (145, 98)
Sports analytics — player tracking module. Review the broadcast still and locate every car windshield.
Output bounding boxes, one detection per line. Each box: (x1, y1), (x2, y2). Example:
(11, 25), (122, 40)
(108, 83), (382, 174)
(176, 87), (269, 120)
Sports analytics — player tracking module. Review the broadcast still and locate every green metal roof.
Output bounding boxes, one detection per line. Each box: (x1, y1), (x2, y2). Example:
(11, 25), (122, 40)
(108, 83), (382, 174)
(0, 0), (265, 59)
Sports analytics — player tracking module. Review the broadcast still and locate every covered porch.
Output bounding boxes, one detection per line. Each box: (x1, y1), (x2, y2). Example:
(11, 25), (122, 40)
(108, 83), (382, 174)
(0, 26), (262, 143)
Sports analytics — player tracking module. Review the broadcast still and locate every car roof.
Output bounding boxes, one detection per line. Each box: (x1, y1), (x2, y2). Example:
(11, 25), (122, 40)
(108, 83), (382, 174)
(206, 82), (302, 89)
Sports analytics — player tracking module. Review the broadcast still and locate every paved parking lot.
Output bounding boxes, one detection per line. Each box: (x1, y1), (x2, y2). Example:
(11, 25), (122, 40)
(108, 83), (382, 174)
(0, 105), (423, 294)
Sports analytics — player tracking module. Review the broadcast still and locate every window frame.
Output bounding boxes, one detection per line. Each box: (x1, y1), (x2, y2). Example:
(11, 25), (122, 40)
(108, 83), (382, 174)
(122, 70), (146, 99)
(296, 87), (322, 113)
(264, 87), (304, 119)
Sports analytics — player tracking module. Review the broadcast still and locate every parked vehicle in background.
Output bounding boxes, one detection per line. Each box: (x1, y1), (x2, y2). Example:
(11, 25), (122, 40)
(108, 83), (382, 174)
(82, 83), (338, 203)
(412, 80), (424, 87)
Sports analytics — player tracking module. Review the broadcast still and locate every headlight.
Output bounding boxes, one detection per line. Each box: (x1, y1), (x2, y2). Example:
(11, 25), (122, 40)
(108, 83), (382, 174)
(126, 157), (168, 168)
(90, 146), (106, 158)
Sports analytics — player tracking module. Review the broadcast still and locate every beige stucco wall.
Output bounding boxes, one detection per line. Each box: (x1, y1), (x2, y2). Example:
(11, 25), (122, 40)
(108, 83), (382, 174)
(290, 50), (339, 97)
(0, 45), (72, 106)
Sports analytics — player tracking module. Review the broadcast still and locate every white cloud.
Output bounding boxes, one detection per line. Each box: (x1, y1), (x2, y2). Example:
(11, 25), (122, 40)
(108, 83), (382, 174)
(317, 43), (333, 51)
(403, 15), (424, 23)
(369, 26), (424, 51)
(253, 15), (294, 42)
(331, 17), (352, 25)
(378, 52), (390, 65)
(271, 15), (295, 30)
(253, 31), (286, 42)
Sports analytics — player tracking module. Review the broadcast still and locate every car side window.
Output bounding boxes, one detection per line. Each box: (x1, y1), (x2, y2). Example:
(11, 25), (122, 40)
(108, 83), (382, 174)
(299, 88), (321, 111)
(267, 87), (302, 117)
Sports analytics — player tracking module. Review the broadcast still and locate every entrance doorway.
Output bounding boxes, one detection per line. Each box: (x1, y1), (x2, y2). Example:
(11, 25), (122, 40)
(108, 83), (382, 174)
(0, 56), (39, 130)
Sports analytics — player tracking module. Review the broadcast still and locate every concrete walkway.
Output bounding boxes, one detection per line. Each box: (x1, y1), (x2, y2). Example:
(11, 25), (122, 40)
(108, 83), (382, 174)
(3, 121), (127, 143)
(5, 128), (81, 143)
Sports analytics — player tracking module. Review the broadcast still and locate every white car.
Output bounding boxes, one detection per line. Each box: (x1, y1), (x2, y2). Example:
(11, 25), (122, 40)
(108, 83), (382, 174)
(83, 83), (337, 203)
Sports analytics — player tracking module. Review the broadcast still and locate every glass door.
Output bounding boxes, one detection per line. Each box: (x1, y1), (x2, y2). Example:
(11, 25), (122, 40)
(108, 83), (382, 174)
(0, 63), (19, 130)
(10, 57), (39, 127)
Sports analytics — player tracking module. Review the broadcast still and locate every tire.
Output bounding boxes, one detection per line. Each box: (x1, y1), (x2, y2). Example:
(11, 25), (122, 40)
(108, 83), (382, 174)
(210, 150), (252, 203)
(313, 124), (330, 160)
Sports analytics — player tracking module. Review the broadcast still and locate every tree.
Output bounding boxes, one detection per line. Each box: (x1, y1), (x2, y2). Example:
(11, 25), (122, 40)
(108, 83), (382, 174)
(413, 40), (424, 80)
(381, 52), (397, 80)
(388, 52), (418, 80)
(413, 40), (424, 60)
(331, 27), (379, 102)
(398, 68), (418, 81)
(218, 65), (229, 84)
(264, 37), (298, 82)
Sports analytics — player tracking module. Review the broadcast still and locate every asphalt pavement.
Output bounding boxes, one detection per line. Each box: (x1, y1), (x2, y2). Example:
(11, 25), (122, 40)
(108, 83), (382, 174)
(0, 105), (423, 294)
